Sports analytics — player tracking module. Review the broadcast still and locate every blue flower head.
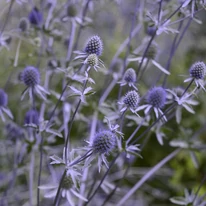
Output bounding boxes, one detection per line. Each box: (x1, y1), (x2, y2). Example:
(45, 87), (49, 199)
(0, 89), (8, 107)
(147, 87), (166, 108)
(19, 17), (30, 32)
(85, 35), (103, 56)
(24, 109), (39, 125)
(92, 130), (116, 154)
(189, 61), (206, 79)
(28, 7), (43, 26)
(124, 68), (136, 84)
(123, 90), (140, 109)
(22, 66), (40, 87)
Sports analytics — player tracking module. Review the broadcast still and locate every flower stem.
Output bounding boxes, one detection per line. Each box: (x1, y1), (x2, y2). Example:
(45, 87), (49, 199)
(37, 134), (44, 206)
(117, 148), (181, 206)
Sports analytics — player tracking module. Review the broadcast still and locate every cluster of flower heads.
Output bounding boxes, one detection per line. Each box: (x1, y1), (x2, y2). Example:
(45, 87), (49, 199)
(74, 35), (104, 72)
(1, 17), (205, 204)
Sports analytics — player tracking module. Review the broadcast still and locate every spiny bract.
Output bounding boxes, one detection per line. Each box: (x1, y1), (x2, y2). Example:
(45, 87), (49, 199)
(62, 175), (73, 189)
(86, 54), (98, 67)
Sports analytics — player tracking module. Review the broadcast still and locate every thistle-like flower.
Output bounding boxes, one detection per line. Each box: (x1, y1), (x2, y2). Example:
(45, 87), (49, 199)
(85, 35), (103, 56)
(119, 68), (138, 90)
(167, 87), (199, 123)
(170, 188), (206, 206)
(184, 61), (206, 91)
(83, 53), (104, 72)
(92, 130), (116, 154)
(24, 109), (39, 126)
(62, 3), (92, 25)
(128, 42), (170, 75)
(40, 149), (88, 205)
(28, 7), (43, 26)
(19, 17), (30, 33)
(82, 130), (117, 172)
(137, 87), (167, 121)
(21, 66), (50, 101)
(0, 89), (13, 122)
(74, 35), (104, 72)
(119, 90), (140, 115)
(147, 86), (166, 108)
(91, 130), (117, 172)
(39, 168), (87, 205)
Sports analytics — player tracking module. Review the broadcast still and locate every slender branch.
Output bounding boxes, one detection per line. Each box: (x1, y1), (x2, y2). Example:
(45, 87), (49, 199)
(37, 134), (44, 206)
(0, 0), (14, 38)
(85, 153), (120, 205)
(117, 149), (181, 206)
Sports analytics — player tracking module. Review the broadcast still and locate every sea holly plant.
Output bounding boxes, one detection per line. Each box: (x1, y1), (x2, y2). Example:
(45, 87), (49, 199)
(1, 0), (206, 206)
(170, 188), (206, 206)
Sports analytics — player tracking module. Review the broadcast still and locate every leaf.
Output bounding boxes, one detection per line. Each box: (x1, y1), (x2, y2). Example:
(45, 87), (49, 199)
(151, 60), (170, 75)
(50, 155), (64, 164)
(170, 197), (187, 205)
(46, 128), (63, 138)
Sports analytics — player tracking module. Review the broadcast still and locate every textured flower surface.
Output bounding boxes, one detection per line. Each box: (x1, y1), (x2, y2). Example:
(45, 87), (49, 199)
(184, 61), (206, 91)
(119, 90), (140, 115)
(189, 61), (206, 79)
(21, 66), (50, 101)
(84, 53), (104, 72)
(28, 7), (43, 26)
(119, 68), (138, 90)
(137, 87), (167, 121)
(92, 130), (116, 154)
(24, 109), (39, 126)
(147, 87), (166, 108)
(22, 66), (40, 87)
(82, 129), (118, 172)
(85, 35), (103, 56)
